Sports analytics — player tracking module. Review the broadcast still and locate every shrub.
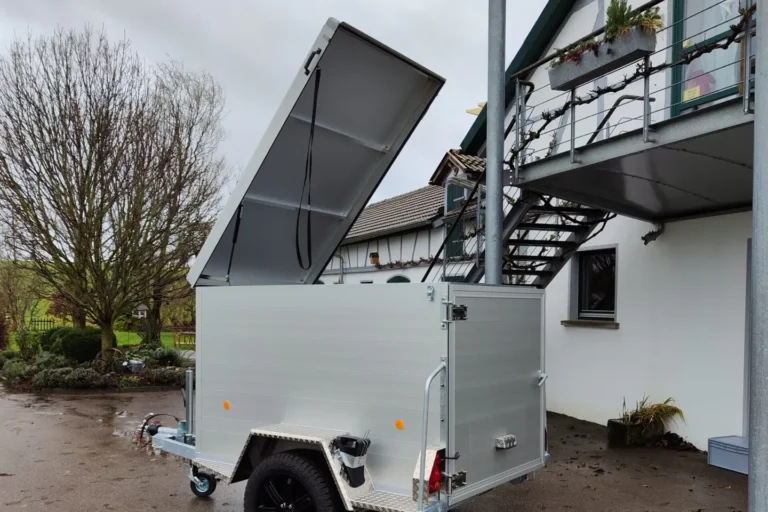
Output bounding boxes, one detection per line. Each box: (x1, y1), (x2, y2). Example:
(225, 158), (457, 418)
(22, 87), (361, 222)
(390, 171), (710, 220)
(64, 368), (106, 389)
(59, 328), (102, 363)
(34, 352), (71, 370)
(144, 368), (186, 387)
(39, 327), (68, 353)
(153, 347), (183, 367)
(33, 367), (73, 389)
(120, 375), (145, 388)
(0, 349), (18, 370)
(15, 329), (40, 360)
(3, 359), (37, 387)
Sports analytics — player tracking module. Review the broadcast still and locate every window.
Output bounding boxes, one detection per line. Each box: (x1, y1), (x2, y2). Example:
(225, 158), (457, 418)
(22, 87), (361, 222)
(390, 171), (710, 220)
(386, 276), (410, 283)
(672, 0), (746, 115)
(577, 248), (616, 320)
(446, 184), (465, 214)
(442, 275), (465, 283)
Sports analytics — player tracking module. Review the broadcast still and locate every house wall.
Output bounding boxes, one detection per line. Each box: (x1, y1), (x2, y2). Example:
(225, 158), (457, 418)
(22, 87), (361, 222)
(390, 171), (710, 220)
(545, 211), (751, 449)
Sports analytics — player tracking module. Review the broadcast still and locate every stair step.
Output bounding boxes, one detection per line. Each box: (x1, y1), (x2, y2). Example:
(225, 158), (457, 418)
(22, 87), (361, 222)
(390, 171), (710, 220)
(508, 255), (561, 262)
(506, 239), (578, 249)
(517, 223), (589, 232)
(504, 269), (553, 277)
(528, 206), (605, 216)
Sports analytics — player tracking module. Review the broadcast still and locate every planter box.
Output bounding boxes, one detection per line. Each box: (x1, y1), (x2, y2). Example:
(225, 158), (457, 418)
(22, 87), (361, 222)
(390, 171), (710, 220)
(549, 28), (657, 92)
(607, 419), (664, 447)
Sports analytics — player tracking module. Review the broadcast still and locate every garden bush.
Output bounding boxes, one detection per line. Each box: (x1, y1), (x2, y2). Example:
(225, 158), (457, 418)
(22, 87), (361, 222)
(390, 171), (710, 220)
(58, 327), (102, 363)
(0, 349), (18, 370)
(144, 368), (186, 387)
(32, 367), (73, 389)
(34, 352), (71, 370)
(3, 359), (36, 387)
(153, 346), (183, 367)
(64, 368), (107, 389)
(15, 329), (40, 360)
(39, 327), (68, 353)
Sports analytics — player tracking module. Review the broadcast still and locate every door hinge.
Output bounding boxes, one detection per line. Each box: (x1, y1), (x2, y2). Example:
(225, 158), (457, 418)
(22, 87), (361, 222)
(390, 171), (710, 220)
(446, 471), (467, 493)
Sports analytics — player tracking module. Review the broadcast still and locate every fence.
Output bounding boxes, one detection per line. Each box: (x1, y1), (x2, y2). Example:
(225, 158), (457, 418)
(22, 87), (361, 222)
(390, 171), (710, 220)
(28, 318), (55, 332)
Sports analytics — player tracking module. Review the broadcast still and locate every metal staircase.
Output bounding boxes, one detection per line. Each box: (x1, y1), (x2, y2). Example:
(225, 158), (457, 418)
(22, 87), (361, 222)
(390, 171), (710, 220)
(422, 161), (613, 288)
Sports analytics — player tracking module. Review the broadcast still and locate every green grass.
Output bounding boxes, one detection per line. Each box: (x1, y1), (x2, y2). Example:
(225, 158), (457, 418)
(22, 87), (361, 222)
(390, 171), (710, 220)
(115, 331), (174, 347)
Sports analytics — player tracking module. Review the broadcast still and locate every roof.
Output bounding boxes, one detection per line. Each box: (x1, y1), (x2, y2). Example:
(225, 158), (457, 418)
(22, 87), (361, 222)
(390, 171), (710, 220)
(460, 0), (575, 155)
(344, 185), (444, 243)
(429, 148), (490, 185)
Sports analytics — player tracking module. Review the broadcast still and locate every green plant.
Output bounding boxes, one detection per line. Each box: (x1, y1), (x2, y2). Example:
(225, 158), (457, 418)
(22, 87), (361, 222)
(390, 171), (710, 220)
(120, 375), (145, 388)
(144, 368), (186, 387)
(15, 328), (40, 360)
(33, 367), (74, 389)
(0, 349), (17, 370)
(153, 346), (183, 367)
(636, 7), (663, 34)
(34, 352), (71, 370)
(58, 327), (102, 363)
(64, 368), (106, 389)
(606, 0), (635, 39)
(621, 396), (684, 432)
(39, 327), (68, 353)
(2, 359), (37, 387)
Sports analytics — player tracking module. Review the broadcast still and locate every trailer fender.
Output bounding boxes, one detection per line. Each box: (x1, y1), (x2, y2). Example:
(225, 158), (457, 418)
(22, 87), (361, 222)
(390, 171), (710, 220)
(229, 425), (368, 512)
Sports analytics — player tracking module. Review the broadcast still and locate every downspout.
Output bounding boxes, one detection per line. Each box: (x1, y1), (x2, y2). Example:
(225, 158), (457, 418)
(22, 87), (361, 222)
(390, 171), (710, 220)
(334, 251), (345, 284)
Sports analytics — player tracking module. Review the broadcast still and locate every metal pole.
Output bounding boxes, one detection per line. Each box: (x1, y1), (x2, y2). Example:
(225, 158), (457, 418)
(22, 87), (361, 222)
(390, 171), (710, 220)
(643, 55), (653, 143)
(750, 1), (768, 510)
(514, 78), (522, 183)
(485, 0), (505, 286)
(570, 89), (579, 163)
(745, 0), (754, 115)
(185, 369), (194, 440)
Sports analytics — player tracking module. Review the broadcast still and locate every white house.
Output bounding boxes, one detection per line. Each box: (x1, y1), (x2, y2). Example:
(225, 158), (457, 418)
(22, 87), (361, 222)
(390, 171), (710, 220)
(327, 0), (756, 452)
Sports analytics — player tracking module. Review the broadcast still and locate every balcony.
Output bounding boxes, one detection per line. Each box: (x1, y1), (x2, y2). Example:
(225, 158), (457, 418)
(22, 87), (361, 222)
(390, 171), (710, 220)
(508, 1), (756, 222)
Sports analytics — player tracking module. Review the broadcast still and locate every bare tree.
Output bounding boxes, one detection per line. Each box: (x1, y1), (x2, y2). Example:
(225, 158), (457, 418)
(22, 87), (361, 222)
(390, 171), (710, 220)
(0, 27), (225, 352)
(0, 235), (46, 331)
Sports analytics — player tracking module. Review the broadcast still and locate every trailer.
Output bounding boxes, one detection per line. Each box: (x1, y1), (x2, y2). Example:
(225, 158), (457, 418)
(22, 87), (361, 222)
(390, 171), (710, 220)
(146, 18), (549, 512)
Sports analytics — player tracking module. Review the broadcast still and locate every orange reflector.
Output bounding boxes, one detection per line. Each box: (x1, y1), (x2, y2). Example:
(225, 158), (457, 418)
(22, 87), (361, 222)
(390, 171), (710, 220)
(395, 419), (405, 430)
(223, 401), (231, 410)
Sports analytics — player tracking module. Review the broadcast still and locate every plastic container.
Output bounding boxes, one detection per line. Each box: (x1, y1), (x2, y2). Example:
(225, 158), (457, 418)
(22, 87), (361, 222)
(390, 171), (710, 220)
(708, 435), (749, 474)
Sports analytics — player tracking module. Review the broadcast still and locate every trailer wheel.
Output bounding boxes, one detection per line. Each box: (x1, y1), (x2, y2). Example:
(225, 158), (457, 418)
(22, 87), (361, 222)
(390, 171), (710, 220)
(244, 452), (339, 512)
(190, 472), (217, 498)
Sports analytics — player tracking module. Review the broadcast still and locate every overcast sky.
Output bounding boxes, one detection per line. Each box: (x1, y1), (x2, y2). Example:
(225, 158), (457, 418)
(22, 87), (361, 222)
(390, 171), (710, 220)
(0, 0), (543, 201)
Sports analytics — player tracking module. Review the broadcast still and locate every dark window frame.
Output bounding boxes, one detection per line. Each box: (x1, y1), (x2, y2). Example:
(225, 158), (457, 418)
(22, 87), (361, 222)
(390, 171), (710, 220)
(577, 248), (617, 321)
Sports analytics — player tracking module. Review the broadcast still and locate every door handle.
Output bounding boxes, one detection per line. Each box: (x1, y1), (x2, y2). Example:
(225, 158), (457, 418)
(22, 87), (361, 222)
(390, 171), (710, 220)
(537, 371), (548, 387)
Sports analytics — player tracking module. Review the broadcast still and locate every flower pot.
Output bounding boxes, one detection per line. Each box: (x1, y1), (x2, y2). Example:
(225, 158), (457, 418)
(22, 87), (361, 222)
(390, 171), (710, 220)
(607, 418), (664, 447)
(369, 253), (379, 265)
(548, 28), (657, 92)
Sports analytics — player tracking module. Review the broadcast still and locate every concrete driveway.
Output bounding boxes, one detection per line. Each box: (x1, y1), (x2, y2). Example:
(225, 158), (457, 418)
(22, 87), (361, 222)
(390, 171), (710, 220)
(0, 387), (747, 511)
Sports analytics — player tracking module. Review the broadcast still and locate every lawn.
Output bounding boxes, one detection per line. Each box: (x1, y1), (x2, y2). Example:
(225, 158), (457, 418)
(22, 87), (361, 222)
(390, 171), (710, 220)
(115, 331), (175, 347)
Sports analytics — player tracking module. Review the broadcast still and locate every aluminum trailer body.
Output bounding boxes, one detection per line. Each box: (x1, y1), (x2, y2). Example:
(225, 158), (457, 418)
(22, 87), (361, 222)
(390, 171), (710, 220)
(148, 17), (548, 512)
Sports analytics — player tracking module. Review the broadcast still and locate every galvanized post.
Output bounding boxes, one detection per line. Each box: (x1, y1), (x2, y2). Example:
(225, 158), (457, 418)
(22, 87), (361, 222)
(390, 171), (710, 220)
(514, 78), (522, 183)
(485, 0), (505, 286)
(745, 0), (754, 115)
(643, 55), (654, 143)
(569, 89), (579, 163)
(185, 368), (194, 440)
(750, 1), (768, 510)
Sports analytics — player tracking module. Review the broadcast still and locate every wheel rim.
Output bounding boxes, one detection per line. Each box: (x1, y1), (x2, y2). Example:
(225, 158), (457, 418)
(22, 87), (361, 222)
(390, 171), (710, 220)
(256, 474), (313, 511)
(196, 478), (210, 493)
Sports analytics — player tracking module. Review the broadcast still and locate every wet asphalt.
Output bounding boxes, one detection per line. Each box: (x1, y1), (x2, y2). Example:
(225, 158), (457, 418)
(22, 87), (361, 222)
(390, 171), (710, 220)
(0, 386), (748, 512)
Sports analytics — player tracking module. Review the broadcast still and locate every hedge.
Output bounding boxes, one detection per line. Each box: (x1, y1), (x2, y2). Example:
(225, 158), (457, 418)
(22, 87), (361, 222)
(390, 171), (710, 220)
(57, 327), (102, 363)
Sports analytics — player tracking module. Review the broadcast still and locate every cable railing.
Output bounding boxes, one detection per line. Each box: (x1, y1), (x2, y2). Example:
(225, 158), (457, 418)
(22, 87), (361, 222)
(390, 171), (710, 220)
(423, 1), (756, 285)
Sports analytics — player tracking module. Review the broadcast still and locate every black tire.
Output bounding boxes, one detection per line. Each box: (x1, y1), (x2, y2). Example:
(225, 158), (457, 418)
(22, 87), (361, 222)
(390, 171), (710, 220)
(244, 452), (340, 512)
(190, 472), (217, 498)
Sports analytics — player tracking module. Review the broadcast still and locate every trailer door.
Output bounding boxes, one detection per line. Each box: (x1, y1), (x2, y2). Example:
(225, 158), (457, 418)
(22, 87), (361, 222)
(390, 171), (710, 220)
(446, 284), (546, 506)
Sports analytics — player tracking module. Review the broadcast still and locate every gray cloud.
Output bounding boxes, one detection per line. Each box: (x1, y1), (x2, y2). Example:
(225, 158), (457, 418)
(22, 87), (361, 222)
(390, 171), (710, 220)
(0, 0), (543, 200)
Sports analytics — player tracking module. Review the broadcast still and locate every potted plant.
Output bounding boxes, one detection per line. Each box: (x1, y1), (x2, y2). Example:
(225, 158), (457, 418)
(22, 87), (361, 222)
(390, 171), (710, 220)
(548, 0), (663, 91)
(369, 252), (379, 265)
(607, 396), (684, 447)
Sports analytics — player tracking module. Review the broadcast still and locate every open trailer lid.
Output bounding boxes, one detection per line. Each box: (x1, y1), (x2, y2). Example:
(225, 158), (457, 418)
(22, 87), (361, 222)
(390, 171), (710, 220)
(187, 18), (444, 287)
